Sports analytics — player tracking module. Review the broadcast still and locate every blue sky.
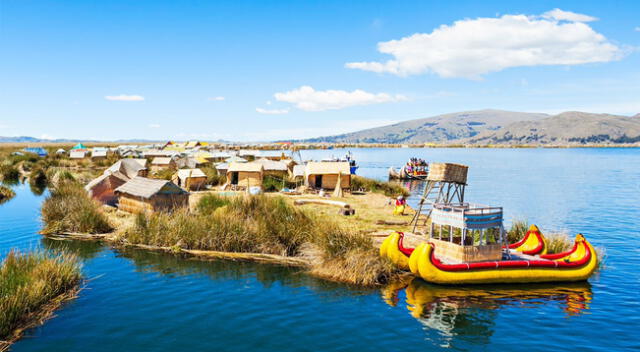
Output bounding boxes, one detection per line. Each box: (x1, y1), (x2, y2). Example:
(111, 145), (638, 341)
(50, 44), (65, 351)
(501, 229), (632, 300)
(1, 0), (639, 141)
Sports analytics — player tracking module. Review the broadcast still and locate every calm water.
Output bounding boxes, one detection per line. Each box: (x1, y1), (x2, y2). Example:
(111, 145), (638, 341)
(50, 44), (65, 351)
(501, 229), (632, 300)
(2, 148), (639, 351)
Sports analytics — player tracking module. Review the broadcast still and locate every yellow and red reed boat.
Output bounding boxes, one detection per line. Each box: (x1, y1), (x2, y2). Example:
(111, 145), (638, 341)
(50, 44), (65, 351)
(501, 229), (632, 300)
(507, 224), (547, 255)
(380, 231), (598, 285)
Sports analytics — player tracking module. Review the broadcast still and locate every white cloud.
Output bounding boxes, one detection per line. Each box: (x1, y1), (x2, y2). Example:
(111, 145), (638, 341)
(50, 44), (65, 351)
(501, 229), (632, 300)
(39, 134), (55, 140)
(346, 10), (623, 79)
(274, 85), (407, 112)
(256, 107), (289, 115)
(208, 96), (225, 101)
(542, 9), (597, 22)
(635, 27), (640, 32)
(105, 94), (144, 101)
(148, 124), (160, 128)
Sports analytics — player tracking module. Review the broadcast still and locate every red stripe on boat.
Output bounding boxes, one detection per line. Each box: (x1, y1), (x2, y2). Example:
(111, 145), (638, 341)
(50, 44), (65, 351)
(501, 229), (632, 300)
(429, 242), (591, 272)
(397, 232), (414, 257)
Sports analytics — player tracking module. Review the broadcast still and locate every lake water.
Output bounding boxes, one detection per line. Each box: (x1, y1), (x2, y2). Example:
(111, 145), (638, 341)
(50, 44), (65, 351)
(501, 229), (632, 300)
(1, 148), (639, 351)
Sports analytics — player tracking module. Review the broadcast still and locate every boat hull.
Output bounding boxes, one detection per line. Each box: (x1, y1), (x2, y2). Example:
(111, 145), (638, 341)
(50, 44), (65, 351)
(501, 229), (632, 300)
(409, 235), (597, 285)
(508, 224), (547, 255)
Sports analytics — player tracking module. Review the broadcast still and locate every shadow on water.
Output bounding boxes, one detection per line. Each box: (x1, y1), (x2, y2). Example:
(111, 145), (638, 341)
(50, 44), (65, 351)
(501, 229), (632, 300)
(41, 237), (105, 260)
(382, 278), (592, 346)
(111, 246), (378, 296)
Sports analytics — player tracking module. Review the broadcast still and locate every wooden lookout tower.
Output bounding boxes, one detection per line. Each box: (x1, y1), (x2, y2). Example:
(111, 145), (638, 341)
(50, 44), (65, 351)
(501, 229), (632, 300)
(410, 163), (469, 233)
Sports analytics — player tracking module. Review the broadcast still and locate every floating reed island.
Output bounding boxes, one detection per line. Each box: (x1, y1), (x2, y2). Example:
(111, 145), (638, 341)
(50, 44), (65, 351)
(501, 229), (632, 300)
(0, 251), (82, 351)
(0, 143), (592, 286)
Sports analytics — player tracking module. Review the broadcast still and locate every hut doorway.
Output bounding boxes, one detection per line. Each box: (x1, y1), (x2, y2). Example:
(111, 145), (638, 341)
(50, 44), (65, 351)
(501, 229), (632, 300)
(231, 172), (239, 185)
(314, 175), (323, 188)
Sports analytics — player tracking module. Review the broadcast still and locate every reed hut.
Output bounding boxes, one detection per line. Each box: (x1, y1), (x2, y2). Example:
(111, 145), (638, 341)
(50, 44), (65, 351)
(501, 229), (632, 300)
(172, 168), (207, 191)
(292, 165), (305, 182)
(151, 157), (176, 172)
(70, 150), (88, 159)
(226, 162), (263, 189)
(304, 162), (351, 191)
(91, 149), (108, 161)
(107, 159), (148, 178)
(255, 158), (288, 179)
(215, 163), (229, 175)
(115, 177), (189, 213)
(85, 172), (129, 205)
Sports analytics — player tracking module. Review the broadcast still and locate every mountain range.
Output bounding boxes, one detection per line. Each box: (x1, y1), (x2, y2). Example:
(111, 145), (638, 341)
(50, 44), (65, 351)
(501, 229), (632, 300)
(302, 109), (640, 145)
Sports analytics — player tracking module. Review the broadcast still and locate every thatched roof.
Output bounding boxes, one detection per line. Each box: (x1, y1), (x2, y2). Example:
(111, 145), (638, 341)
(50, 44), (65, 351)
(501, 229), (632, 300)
(174, 168), (206, 181)
(305, 162), (350, 175)
(255, 158), (288, 171)
(151, 157), (173, 165)
(292, 165), (305, 177)
(115, 177), (187, 199)
(106, 159), (147, 179)
(227, 162), (263, 173)
(85, 172), (129, 192)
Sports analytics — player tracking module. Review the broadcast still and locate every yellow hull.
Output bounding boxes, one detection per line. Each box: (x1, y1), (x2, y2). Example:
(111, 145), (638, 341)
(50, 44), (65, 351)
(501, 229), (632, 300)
(379, 231), (411, 270)
(409, 235), (598, 285)
(509, 224), (547, 255)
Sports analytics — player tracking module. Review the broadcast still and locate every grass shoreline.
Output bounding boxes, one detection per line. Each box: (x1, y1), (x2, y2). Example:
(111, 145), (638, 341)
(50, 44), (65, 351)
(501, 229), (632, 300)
(0, 251), (82, 350)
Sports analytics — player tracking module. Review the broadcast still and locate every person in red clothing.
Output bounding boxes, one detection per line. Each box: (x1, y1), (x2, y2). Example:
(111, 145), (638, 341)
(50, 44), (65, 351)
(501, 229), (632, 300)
(394, 195), (406, 215)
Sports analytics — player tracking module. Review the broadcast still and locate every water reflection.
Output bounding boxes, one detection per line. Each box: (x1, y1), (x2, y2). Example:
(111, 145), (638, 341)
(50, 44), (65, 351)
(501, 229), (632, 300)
(383, 278), (592, 346)
(111, 246), (377, 297)
(41, 237), (105, 260)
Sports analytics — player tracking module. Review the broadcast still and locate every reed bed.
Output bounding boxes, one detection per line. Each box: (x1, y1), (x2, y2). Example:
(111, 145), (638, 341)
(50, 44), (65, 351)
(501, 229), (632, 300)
(41, 181), (113, 235)
(0, 186), (15, 204)
(351, 175), (409, 197)
(0, 250), (81, 348)
(124, 194), (399, 285)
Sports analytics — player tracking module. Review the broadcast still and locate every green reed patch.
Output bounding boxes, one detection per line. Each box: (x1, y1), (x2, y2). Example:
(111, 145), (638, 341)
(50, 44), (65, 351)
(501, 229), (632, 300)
(0, 250), (81, 343)
(351, 175), (409, 197)
(41, 181), (113, 235)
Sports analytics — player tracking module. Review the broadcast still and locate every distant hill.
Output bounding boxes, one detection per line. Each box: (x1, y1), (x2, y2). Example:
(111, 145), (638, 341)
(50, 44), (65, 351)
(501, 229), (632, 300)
(303, 109), (549, 144)
(302, 109), (640, 145)
(467, 111), (640, 144)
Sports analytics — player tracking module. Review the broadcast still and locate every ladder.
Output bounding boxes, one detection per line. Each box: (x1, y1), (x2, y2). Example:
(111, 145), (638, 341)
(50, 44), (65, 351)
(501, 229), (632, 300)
(410, 180), (466, 233)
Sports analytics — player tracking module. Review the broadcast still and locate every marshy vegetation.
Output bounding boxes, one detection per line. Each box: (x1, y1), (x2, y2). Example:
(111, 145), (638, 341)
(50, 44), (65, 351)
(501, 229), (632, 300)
(0, 250), (82, 349)
(41, 181), (113, 235)
(0, 186), (15, 204)
(351, 175), (410, 197)
(124, 194), (398, 286)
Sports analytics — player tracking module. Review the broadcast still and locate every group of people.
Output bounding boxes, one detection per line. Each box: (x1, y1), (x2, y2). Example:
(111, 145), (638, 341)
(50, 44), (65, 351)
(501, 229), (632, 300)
(404, 158), (428, 175)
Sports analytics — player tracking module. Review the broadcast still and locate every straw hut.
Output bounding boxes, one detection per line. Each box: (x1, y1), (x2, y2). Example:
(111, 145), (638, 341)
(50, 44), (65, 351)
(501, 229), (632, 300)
(91, 149), (108, 161)
(172, 168), (207, 191)
(260, 150), (286, 161)
(292, 165), (305, 182)
(115, 177), (189, 213)
(226, 162), (263, 189)
(106, 159), (148, 178)
(55, 148), (66, 155)
(70, 150), (88, 159)
(85, 172), (129, 206)
(215, 163), (229, 175)
(211, 151), (232, 162)
(304, 162), (351, 191)
(151, 157), (176, 172)
(255, 158), (288, 179)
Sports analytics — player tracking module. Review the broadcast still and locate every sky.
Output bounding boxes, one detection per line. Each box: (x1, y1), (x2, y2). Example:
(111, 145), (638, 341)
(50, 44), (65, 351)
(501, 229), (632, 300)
(1, 0), (639, 141)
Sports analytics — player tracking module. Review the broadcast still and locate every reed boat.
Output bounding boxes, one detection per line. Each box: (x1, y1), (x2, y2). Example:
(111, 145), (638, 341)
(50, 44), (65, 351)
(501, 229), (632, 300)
(381, 231), (598, 285)
(380, 203), (597, 285)
(388, 166), (428, 180)
(507, 224), (547, 255)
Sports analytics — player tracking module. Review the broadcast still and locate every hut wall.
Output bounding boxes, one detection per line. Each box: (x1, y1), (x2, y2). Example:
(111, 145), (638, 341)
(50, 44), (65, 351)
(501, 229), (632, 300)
(151, 193), (189, 212)
(232, 171), (262, 188)
(307, 174), (350, 189)
(117, 195), (154, 214)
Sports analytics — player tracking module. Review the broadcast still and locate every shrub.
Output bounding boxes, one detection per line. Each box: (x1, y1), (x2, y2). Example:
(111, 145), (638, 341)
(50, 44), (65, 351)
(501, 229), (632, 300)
(200, 167), (225, 186)
(0, 250), (81, 342)
(41, 181), (113, 234)
(350, 175), (409, 197)
(0, 164), (20, 183)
